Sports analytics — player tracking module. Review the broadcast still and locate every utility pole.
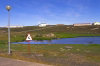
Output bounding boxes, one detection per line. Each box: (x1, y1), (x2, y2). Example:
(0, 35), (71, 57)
(6, 5), (11, 54)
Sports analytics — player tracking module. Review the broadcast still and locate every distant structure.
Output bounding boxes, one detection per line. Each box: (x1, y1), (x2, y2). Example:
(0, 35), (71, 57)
(38, 23), (47, 27)
(93, 22), (100, 25)
(5, 26), (24, 28)
(56, 24), (65, 26)
(0, 26), (4, 28)
(73, 23), (92, 26)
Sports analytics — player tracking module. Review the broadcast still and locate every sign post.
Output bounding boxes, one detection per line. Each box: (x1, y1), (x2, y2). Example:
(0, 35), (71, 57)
(26, 33), (32, 54)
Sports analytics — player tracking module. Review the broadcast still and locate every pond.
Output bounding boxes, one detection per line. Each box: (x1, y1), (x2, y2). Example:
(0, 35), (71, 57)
(12, 36), (100, 44)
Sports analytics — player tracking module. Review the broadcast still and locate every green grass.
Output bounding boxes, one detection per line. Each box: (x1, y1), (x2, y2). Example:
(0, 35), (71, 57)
(55, 33), (100, 38)
(0, 25), (100, 42)
(1, 44), (100, 61)
(0, 42), (100, 65)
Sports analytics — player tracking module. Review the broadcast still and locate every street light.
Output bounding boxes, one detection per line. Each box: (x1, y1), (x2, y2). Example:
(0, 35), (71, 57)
(6, 5), (11, 54)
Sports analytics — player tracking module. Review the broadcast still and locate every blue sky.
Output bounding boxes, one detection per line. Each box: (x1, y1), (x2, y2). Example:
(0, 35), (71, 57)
(0, 0), (100, 26)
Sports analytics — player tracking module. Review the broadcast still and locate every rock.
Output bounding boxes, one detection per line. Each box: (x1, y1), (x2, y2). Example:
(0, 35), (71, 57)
(65, 46), (73, 49)
(60, 48), (65, 51)
(35, 53), (44, 57)
(76, 49), (80, 51)
(43, 33), (55, 37)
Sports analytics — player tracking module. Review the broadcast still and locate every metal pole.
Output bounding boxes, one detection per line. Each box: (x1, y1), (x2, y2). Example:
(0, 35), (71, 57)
(28, 41), (31, 54)
(8, 10), (11, 54)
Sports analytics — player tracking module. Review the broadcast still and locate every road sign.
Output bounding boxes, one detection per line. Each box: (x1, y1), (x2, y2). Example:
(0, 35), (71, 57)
(26, 33), (32, 41)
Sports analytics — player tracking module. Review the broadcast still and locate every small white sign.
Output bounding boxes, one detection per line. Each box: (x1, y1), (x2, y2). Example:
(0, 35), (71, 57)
(26, 33), (32, 41)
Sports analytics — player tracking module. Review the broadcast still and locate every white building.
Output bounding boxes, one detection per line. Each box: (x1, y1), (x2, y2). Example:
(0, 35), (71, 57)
(5, 26), (24, 28)
(73, 23), (92, 26)
(93, 22), (100, 25)
(38, 23), (47, 27)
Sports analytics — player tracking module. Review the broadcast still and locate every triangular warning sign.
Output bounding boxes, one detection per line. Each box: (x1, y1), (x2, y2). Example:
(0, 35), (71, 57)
(26, 33), (32, 41)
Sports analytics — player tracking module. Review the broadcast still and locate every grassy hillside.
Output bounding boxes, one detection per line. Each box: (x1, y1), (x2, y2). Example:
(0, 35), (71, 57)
(0, 25), (100, 42)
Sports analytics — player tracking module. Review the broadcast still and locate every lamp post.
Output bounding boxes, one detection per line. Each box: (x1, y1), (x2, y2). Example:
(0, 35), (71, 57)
(6, 5), (11, 54)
